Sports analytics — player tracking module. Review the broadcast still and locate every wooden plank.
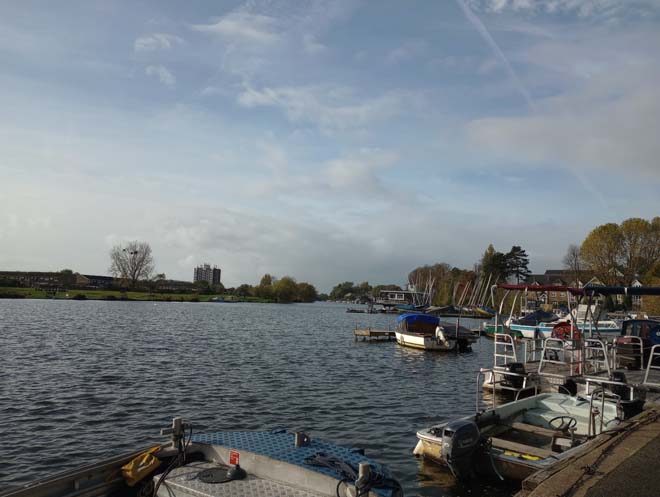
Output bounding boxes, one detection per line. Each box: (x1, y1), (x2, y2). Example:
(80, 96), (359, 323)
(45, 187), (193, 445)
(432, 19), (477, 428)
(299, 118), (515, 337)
(490, 437), (555, 458)
(509, 422), (557, 437)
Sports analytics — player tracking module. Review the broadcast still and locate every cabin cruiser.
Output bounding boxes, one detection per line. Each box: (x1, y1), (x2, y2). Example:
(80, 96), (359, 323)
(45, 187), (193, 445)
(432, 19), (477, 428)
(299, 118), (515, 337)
(414, 391), (626, 482)
(394, 314), (477, 352)
(4, 418), (403, 497)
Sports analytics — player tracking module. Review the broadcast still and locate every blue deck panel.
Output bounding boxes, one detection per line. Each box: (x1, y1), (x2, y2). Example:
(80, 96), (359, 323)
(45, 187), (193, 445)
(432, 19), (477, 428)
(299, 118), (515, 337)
(191, 431), (396, 497)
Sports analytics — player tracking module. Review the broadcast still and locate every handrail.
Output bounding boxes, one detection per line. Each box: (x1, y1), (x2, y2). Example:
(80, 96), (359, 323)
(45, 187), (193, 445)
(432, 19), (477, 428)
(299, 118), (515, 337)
(643, 344), (660, 387)
(613, 336), (646, 370)
(584, 377), (635, 401)
(584, 338), (611, 376)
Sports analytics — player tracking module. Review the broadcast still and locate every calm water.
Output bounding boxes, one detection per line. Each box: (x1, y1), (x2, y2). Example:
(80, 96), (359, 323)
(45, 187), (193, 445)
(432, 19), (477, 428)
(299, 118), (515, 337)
(0, 300), (516, 496)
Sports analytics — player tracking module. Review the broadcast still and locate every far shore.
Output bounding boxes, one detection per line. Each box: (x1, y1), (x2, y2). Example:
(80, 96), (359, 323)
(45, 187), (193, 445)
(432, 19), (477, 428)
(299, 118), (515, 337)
(0, 287), (273, 303)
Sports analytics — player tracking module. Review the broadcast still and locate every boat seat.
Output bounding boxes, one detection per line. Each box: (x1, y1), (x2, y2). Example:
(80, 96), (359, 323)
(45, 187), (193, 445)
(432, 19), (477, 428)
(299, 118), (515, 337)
(489, 437), (555, 458)
(509, 421), (557, 437)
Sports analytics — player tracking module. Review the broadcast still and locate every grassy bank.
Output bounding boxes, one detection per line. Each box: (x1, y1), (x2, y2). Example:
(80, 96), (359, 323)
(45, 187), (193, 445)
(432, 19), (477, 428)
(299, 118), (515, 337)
(0, 287), (272, 303)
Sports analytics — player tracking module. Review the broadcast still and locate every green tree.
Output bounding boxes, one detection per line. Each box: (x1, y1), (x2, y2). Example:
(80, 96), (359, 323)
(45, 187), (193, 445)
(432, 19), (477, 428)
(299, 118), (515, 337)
(481, 245), (509, 282)
(296, 282), (318, 302)
(235, 284), (253, 297)
(273, 276), (298, 303)
(506, 246), (531, 283)
(330, 281), (355, 300)
(254, 273), (275, 300)
(59, 269), (75, 286)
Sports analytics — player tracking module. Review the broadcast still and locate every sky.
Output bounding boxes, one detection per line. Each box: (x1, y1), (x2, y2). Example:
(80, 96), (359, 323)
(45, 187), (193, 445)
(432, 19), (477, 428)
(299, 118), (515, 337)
(1, 0), (659, 292)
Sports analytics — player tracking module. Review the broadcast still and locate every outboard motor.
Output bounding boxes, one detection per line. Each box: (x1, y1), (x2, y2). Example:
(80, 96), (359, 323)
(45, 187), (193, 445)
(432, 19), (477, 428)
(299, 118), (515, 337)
(502, 362), (526, 389)
(609, 371), (645, 418)
(442, 420), (480, 481)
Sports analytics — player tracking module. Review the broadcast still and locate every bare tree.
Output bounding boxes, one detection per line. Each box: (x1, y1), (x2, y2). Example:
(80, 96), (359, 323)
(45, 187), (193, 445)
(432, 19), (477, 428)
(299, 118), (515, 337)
(562, 244), (583, 284)
(109, 241), (155, 288)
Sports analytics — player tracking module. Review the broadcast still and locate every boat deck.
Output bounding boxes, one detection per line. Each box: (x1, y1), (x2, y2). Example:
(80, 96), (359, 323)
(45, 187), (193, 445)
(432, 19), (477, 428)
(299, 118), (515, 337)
(157, 462), (327, 497)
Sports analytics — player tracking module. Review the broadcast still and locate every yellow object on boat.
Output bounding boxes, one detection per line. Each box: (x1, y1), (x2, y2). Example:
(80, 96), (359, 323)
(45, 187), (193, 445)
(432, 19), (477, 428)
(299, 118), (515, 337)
(121, 446), (161, 486)
(502, 450), (542, 461)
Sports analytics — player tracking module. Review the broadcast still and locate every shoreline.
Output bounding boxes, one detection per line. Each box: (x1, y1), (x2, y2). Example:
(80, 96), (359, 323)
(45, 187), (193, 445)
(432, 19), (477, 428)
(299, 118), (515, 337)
(0, 287), (272, 303)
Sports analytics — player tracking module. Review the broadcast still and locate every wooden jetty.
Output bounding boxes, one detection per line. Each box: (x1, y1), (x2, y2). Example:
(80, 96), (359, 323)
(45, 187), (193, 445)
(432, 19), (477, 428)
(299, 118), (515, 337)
(353, 328), (395, 341)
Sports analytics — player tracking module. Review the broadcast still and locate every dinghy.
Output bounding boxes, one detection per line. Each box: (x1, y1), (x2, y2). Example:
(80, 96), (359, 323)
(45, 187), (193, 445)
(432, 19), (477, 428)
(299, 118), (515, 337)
(4, 418), (403, 497)
(413, 391), (625, 481)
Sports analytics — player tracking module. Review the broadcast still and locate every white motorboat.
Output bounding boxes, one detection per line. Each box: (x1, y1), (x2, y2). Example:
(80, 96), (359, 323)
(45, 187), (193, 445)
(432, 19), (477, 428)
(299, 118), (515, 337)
(4, 418), (403, 497)
(394, 314), (477, 352)
(413, 391), (626, 482)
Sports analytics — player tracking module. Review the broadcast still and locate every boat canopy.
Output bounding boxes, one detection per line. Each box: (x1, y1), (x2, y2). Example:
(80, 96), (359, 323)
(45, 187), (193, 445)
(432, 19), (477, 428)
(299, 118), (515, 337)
(397, 313), (440, 326)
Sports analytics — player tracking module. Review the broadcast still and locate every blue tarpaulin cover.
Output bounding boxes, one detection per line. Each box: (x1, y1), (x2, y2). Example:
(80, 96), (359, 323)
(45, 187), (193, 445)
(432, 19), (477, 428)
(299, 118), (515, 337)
(397, 313), (440, 325)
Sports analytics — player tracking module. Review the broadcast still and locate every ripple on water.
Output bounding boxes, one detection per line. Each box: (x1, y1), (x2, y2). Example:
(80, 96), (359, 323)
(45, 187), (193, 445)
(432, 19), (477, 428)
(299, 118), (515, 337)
(1, 300), (513, 496)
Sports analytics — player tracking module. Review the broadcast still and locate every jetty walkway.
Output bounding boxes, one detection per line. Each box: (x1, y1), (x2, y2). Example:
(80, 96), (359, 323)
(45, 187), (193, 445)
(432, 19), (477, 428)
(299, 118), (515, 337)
(518, 407), (660, 497)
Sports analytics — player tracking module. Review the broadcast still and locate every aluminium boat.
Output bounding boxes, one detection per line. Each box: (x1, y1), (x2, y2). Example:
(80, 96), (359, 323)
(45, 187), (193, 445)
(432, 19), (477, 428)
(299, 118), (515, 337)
(3, 418), (403, 497)
(413, 391), (625, 482)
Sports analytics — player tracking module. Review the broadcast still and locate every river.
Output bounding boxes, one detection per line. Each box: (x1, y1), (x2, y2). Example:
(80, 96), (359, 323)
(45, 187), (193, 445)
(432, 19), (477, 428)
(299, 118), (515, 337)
(0, 300), (516, 496)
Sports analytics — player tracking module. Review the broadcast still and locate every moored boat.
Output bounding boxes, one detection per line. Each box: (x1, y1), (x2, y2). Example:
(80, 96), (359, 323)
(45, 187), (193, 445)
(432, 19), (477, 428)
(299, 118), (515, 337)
(3, 418), (403, 497)
(394, 313), (477, 352)
(413, 391), (626, 482)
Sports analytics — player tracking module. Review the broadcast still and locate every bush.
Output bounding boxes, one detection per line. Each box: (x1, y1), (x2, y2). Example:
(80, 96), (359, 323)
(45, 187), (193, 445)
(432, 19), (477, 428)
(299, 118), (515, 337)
(71, 293), (87, 300)
(105, 295), (117, 301)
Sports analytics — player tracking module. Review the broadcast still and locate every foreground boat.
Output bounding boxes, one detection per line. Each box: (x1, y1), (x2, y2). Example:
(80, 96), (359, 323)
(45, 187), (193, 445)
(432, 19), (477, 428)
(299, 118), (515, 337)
(413, 392), (625, 482)
(394, 313), (477, 352)
(4, 418), (403, 497)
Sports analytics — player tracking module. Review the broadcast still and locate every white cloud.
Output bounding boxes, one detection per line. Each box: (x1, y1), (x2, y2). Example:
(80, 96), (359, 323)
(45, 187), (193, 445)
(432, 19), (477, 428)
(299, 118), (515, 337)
(467, 85), (660, 175)
(386, 40), (426, 64)
(134, 33), (184, 52)
(237, 85), (421, 130)
(145, 65), (176, 87)
(468, 0), (660, 17)
(193, 12), (280, 45)
(303, 34), (325, 54)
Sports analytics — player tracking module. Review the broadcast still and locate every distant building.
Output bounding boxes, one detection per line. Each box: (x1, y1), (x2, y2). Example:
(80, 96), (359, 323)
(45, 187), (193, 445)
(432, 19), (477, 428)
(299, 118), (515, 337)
(75, 274), (115, 289)
(193, 264), (221, 286)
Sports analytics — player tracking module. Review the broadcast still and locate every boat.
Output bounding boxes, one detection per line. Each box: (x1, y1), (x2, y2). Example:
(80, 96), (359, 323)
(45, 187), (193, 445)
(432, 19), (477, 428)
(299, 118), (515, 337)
(614, 318), (660, 369)
(413, 391), (626, 482)
(4, 418), (403, 497)
(394, 313), (477, 352)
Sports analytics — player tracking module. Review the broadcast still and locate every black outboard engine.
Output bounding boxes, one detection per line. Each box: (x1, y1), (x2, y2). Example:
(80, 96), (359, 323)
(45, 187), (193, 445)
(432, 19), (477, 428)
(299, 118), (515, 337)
(609, 371), (645, 418)
(442, 419), (480, 481)
(502, 362), (526, 389)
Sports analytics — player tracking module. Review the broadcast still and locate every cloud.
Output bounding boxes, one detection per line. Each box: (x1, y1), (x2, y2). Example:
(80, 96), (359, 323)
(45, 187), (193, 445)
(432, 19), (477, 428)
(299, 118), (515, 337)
(468, 0), (660, 18)
(456, 0), (536, 111)
(467, 85), (660, 175)
(237, 85), (421, 130)
(386, 40), (426, 64)
(134, 33), (184, 52)
(145, 65), (176, 87)
(193, 12), (280, 45)
(303, 34), (325, 54)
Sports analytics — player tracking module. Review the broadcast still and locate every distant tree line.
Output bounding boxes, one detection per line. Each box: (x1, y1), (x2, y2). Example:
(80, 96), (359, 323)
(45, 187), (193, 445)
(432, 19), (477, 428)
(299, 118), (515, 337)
(328, 281), (402, 301)
(226, 273), (318, 303)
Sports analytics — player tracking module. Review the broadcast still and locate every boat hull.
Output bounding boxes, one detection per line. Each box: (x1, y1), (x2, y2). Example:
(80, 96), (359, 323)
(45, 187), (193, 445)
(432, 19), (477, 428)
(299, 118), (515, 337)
(395, 330), (466, 351)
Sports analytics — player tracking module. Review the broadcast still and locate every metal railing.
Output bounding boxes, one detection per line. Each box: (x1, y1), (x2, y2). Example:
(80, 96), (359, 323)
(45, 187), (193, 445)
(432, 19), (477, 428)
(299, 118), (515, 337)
(584, 338), (611, 376)
(643, 344), (660, 387)
(476, 367), (539, 411)
(613, 336), (646, 370)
